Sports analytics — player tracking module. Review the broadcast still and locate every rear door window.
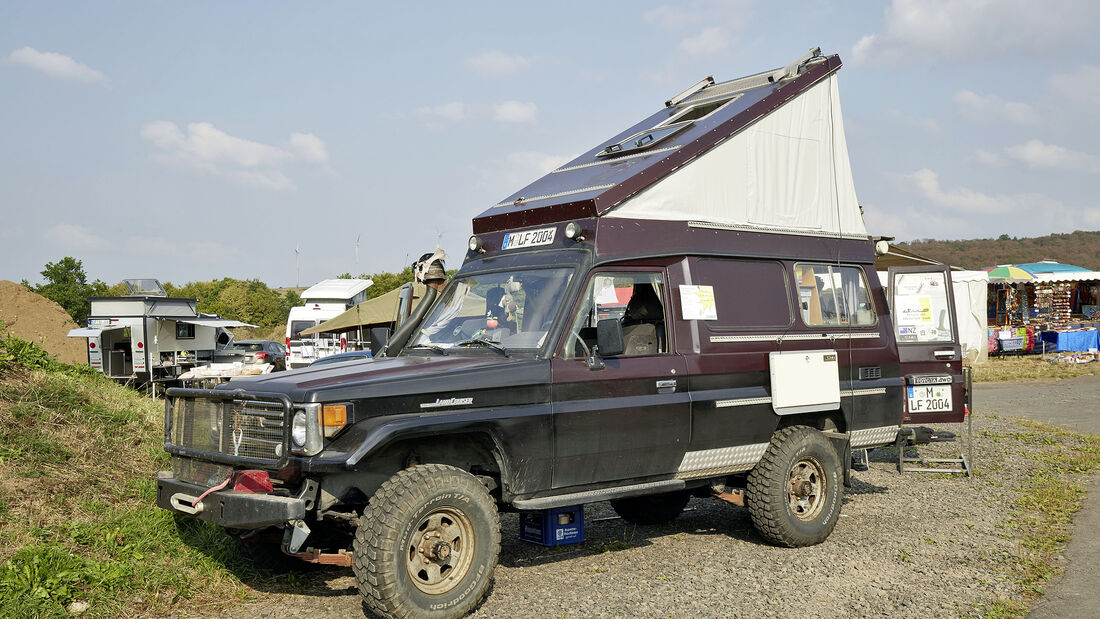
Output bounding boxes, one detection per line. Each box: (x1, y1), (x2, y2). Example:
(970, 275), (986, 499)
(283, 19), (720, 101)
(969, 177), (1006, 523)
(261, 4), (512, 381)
(290, 321), (316, 339)
(794, 264), (876, 327)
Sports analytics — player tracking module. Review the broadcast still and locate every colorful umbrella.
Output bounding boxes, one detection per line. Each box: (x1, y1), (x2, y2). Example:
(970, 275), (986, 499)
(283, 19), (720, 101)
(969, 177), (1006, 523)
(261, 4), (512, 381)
(982, 265), (1034, 282)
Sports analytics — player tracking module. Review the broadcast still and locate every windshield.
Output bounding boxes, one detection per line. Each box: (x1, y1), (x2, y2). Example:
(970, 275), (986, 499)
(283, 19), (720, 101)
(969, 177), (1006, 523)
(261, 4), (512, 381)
(409, 267), (574, 353)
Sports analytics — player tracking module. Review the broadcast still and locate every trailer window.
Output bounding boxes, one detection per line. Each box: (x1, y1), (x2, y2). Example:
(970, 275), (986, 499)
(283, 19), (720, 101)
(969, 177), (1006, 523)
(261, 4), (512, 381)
(290, 321), (316, 339)
(175, 323), (195, 339)
(794, 264), (876, 327)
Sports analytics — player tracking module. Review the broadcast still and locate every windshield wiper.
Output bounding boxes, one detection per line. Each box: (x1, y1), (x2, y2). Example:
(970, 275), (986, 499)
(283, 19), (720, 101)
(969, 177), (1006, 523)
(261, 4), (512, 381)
(455, 338), (510, 357)
(408, 344), (448, 356)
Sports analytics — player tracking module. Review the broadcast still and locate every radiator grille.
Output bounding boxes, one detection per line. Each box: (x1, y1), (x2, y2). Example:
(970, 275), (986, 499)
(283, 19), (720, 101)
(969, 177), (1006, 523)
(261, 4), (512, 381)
(167, 396), (287, 464)
(171, 455), (234, 486)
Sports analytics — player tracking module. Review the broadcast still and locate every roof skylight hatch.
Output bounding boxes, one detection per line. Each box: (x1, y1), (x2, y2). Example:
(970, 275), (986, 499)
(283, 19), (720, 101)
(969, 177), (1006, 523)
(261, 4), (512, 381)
(597, 93), (742, 158)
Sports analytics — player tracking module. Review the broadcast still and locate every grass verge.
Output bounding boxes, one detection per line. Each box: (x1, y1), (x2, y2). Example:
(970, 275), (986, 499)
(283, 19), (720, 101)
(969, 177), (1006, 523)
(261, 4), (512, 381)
(970, 357), (1098, 383)
(0, 333), (293, 618)
(971, 418), (1100, 618)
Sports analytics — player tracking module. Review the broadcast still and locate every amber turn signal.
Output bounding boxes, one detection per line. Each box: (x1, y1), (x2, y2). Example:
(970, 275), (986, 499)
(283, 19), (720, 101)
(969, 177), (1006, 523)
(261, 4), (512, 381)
(321, 404), (348, 437)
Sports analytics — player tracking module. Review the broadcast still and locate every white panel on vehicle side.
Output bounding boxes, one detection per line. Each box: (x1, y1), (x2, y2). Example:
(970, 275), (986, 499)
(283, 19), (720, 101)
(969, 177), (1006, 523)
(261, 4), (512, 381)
(769, 349), (840, 415)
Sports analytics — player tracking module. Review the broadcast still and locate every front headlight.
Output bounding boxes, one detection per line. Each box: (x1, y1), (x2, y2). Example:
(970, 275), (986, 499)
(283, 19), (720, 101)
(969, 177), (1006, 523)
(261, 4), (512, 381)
(292, 411), (308, 446)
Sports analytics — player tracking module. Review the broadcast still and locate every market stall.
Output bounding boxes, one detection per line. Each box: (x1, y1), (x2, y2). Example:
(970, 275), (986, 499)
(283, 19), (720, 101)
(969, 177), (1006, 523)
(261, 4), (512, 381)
(985, 262), (1099, 356)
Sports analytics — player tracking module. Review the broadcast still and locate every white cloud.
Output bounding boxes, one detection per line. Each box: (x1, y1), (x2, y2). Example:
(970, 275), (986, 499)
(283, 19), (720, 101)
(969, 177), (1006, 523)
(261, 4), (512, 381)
(974, 149), (1008, 167)
(5, 46), (104, 83)
(678, 27), (729, 57)
(1049, 64), (1100, 107)
(482, 151), (575, 197)
(643, 1), (753, 60)
(288, 133), (328, 164)
(491, 101), (538, 124)
(415, 101), (538, 126)
(901, 168), (1004, 214)
(415, 102), (473, 123)
(1003, 139), (1100, 173)
(465, 50), (531, 76)
(140, 121), (328, 190)
(852, 0), (1100, 65)
(953, 90), (1038, 125)
(46, 223), (110, 250)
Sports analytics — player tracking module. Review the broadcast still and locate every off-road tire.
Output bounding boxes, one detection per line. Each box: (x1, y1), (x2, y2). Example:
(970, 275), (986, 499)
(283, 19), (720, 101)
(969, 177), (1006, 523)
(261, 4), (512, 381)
(746, 425), (842, 547)
(353, 464), (501, 619)
(609, 491), (691, 525)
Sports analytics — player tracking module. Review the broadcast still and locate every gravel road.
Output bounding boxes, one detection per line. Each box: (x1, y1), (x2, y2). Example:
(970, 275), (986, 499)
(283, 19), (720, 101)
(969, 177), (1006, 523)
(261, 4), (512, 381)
(177, 377), (1100, 619)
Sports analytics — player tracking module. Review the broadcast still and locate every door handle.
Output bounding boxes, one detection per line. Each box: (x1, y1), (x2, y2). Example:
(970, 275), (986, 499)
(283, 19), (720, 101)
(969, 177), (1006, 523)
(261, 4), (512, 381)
(933, 350), (955, 359)
(656, 379), (677, 391)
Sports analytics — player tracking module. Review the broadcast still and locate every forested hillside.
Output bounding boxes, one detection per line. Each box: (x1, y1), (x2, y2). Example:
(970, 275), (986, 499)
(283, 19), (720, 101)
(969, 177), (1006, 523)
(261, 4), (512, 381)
(895, 230), (1100, 271)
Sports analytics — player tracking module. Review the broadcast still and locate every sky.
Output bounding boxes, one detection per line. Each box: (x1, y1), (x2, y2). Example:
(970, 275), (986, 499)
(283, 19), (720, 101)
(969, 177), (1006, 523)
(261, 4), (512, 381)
(2, 1), (1099, 288)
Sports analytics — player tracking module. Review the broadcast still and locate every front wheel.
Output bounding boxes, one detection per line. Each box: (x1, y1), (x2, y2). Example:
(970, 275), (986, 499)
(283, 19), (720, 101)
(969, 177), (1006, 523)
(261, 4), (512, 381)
(353, 464), (500, 619)
(746, 425), (843, 547)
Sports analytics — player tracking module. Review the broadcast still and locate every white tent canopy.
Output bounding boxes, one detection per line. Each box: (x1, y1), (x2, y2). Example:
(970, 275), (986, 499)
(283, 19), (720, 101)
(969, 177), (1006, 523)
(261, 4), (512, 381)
(607, 74), (865, 240)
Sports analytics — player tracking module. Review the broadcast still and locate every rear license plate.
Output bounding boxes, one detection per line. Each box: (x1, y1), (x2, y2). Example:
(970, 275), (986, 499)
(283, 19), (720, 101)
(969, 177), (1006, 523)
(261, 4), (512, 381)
(906, 385), (953, 413)
(502, 227), (556, 250)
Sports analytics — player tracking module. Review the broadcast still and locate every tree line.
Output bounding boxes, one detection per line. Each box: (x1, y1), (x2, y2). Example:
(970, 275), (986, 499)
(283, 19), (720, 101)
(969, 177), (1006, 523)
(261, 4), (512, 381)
(895, 230), (1100, 271)
(23, 257), (434, 327)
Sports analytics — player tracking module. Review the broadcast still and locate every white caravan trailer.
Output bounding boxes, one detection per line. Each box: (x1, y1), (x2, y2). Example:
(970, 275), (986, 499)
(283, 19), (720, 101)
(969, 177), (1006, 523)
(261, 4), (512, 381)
(67, 279), (253, 384)
(285, 278), (372, 367)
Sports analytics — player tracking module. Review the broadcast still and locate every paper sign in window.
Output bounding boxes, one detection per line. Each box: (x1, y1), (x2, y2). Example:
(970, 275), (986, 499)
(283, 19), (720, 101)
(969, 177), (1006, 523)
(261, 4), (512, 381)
(679, 285), (718, 320)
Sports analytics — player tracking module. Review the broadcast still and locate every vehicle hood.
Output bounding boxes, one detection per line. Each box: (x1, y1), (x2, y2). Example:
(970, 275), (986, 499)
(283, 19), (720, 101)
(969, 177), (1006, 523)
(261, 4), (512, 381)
(218, 354), (550, 404)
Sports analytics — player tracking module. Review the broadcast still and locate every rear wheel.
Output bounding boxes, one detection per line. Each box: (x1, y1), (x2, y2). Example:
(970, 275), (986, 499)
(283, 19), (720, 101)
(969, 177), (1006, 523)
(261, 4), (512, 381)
(353, 464), (500, 619)
(610, 491), (691, 525)
(746, 425), (842, 547)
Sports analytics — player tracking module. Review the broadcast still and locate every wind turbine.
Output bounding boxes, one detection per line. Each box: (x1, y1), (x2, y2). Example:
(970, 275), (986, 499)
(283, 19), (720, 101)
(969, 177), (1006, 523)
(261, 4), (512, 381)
(294, 245), (301, 288)
(354, 234), (361, 271)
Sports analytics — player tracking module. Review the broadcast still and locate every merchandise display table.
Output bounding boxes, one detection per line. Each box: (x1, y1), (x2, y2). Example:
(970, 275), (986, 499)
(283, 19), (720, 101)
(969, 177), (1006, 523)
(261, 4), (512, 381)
(1040, 328), (1099, 352)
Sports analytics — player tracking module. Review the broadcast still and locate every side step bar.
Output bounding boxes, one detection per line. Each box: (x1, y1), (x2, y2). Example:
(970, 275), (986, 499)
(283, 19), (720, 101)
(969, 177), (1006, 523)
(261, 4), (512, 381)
(512, 479), (686, 511)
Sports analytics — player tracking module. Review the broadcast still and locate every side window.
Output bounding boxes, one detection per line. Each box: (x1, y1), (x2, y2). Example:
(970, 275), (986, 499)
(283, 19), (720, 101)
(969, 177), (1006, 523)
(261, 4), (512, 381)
(175, 323), (195, 339)
(563, 272), (666, 359)
(693, 258), (791, 329)
(794, 264), (876, 327)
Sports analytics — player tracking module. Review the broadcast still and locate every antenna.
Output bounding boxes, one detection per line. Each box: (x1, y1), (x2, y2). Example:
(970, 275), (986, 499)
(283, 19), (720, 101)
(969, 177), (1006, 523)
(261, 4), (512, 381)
(294, 245), (301, 288)
(355, 234), (361, 269)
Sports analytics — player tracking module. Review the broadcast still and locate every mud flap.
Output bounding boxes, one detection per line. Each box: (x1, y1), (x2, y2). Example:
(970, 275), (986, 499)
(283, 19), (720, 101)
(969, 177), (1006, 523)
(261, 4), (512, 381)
(823, 431), (852, 488)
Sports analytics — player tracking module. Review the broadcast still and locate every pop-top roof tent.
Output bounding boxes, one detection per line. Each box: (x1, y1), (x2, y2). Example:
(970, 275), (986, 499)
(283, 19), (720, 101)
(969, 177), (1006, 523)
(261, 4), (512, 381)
(300, 279), (372, 301)
(472, 48), (865, 251)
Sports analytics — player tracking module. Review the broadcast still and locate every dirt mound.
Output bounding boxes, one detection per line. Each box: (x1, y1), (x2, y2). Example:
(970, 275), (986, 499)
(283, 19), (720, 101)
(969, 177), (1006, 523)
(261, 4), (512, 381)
(0, 280), (87, 364)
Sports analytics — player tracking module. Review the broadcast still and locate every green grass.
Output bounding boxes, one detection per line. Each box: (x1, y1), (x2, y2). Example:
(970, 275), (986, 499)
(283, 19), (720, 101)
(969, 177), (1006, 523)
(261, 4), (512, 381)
(969, 418), (1100, 618)
(0, 334), (287, 618)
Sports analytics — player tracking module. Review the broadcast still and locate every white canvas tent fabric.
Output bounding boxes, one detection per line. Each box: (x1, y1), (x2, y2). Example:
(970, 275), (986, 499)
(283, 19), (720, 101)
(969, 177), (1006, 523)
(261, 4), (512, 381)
(1033, 272), (1100, 283)
(607, 75), (866, 239)
(951, 270), (990, 364)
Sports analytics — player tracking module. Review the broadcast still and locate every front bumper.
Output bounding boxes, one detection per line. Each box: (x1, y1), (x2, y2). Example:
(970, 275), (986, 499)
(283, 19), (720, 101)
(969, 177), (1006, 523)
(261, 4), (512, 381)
(156, 474), (306, 529)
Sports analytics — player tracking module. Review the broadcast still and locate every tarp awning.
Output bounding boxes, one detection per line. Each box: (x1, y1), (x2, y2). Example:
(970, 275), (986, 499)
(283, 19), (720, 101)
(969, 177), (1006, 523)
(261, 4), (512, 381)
(174, 318), (257, 328)
(301, 284), (426, 335)
(1032, 272), (1100, 283)
(67, 325), (131, 337)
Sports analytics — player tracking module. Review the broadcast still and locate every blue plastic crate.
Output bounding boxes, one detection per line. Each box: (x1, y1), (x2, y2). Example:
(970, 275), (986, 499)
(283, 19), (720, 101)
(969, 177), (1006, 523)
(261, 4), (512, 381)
(518, 505), (584, 546)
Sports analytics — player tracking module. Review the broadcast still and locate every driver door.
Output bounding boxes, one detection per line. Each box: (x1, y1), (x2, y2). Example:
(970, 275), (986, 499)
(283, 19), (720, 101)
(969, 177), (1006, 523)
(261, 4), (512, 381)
(550, 268), (689, 489)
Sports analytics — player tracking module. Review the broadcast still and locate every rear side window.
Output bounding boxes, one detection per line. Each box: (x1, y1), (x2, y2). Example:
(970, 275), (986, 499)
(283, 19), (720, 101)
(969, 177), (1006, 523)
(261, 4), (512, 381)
(794, 264), (876, 327)
(290, 321), (316, 338)
(692, 259), (792, 329)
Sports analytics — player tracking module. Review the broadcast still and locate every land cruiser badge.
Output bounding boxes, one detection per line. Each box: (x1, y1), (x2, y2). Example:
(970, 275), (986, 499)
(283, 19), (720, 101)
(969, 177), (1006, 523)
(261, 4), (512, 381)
(421, 397), (474, 409)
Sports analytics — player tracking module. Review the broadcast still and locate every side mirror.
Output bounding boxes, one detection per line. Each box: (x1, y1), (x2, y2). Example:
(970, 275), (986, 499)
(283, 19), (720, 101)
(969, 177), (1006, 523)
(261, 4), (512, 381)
(369, 327), (391, 357)
(595, 319), (625, 358)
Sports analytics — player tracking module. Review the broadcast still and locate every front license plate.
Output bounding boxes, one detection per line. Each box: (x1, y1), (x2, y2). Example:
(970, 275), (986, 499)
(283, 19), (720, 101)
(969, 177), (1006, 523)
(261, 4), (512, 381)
(502, 227), (556, 250)
(906, 385), (953, 413)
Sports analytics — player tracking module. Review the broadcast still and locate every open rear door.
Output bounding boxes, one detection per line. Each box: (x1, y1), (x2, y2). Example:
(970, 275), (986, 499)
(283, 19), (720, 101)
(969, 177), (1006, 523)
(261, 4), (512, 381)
(888, 266), (966, 424)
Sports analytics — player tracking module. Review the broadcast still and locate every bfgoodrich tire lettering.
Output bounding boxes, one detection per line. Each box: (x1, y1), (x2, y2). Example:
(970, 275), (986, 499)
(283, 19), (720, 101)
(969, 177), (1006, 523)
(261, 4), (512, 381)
(746, 425), (842, 547)
(353, 464), (500, 619)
